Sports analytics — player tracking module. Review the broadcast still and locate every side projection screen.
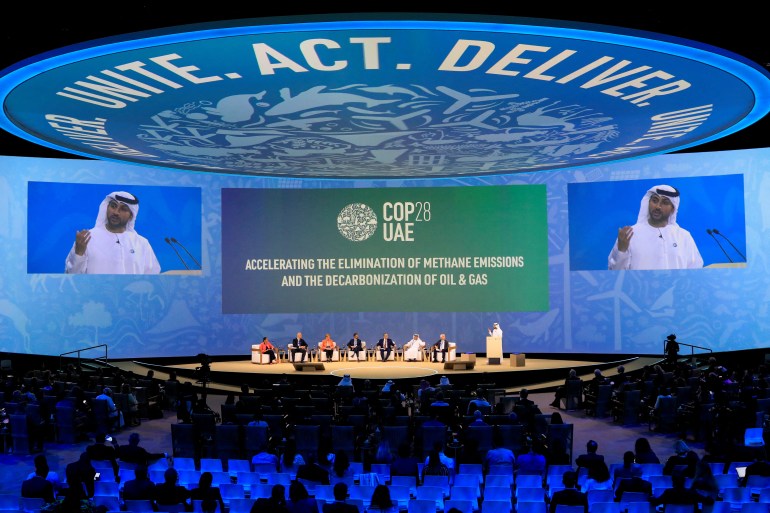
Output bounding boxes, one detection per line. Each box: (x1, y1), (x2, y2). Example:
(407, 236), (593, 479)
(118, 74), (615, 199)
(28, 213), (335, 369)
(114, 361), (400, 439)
(222, 185), (548, 313)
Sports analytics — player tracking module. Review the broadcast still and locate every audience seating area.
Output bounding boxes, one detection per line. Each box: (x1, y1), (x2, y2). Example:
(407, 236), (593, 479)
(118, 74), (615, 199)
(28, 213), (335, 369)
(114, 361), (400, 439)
(3, 354), (770, 512)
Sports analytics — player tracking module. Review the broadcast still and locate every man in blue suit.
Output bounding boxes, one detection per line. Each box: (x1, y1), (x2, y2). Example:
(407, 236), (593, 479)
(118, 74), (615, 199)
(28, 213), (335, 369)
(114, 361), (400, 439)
(377, 333), (395, 361)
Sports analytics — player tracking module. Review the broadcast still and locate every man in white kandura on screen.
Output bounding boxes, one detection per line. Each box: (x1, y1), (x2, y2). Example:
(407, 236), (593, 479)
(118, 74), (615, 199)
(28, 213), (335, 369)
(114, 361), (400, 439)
(65, 191), (161, 274)
(608, 184), (703, 270)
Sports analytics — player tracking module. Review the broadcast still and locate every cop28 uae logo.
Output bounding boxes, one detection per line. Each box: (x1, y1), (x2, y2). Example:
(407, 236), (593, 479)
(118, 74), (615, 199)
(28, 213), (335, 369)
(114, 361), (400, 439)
(337, 203), (378, 241)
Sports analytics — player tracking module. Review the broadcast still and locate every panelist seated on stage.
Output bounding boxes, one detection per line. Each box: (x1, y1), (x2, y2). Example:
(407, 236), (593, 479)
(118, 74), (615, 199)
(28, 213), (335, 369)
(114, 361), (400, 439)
(403, 334), (426, 362)
(288, 332), (309, 363)
(375, 333), (396, 361)
(431, 333), (457, 363)
(347, 333), (366, 361)
(254, 337), (279, 364)
(318, 333), (340, 362)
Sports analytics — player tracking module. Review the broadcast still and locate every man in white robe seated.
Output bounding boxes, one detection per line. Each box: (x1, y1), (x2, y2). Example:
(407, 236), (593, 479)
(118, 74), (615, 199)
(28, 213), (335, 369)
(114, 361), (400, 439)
(403, 333), (426, 362)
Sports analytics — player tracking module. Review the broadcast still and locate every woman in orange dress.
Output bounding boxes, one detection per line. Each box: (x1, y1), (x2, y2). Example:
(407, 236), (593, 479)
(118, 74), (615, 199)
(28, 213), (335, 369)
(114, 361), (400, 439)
(259, 336), (278, 364)
(320, 333), (337, 362)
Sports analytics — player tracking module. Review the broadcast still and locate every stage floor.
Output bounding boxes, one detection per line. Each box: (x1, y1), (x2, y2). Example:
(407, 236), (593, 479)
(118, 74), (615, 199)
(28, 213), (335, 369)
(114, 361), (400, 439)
(167, 356), (593, 380)
(117, 354), (656, 394)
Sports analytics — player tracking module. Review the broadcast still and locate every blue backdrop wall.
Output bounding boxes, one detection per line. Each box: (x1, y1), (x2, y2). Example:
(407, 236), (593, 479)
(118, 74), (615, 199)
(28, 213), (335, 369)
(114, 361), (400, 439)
(1, 147), (768, 358)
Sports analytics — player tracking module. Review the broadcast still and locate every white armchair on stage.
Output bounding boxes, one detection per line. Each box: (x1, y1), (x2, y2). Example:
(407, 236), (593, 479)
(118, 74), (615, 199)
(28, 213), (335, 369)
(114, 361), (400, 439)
(317, 342), (340, 362)
(251, 345), (272, 364)
(346, 341), (367, 361)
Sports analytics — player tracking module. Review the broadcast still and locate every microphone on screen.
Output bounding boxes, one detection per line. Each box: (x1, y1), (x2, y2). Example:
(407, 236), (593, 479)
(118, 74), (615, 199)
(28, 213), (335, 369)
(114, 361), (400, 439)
(170, 237), (201, 269)
(712, 228), (746, 262)
(706, 229), (732, 263)
(165, 237), (190, 270)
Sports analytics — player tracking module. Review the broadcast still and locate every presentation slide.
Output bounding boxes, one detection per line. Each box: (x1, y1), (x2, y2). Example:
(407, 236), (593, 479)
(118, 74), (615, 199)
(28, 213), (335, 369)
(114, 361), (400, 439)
(567, 174), (746, 271)
(27, 181), (202, 274)
(222, 185), (548, 313)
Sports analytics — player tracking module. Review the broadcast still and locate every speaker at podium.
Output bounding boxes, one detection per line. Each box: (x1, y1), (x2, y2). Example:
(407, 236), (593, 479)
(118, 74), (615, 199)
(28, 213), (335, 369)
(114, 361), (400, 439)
(486, 336), (503, 365)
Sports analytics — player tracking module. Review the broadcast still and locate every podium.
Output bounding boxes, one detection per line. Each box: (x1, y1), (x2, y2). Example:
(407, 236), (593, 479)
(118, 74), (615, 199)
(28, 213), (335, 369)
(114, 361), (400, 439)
(486, 336), (503, 365)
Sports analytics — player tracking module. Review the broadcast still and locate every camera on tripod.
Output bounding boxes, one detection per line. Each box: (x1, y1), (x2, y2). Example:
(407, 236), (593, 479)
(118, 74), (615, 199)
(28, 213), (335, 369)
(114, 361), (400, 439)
(194, 353), (212, 383)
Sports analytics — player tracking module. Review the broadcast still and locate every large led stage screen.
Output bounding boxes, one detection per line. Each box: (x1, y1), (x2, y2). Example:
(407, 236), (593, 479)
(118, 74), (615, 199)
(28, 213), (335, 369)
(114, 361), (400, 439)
(28, 182), (202, 275)
(568, 174), (746, 271)
(222, 185), (548, 313)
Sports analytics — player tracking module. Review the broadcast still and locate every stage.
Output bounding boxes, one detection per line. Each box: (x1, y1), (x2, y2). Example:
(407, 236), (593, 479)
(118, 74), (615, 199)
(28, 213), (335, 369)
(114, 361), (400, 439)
(114, 354), (658, 395)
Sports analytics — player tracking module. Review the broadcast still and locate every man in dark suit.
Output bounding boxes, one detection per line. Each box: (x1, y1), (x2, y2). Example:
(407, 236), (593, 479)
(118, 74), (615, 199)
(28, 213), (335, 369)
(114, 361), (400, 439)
(291, 331), (309, 362)
(323, 482), (360, 513)
(117, 432), (167, 467)
(575, 440), (606, 476)
(614, 475), (653, 502)
(650, 472), (714, 508)
(122, 464), (156, 501)
(253, 483), (290, 513)
(65, 451), (96, 498)
(431, 333), (451, 362)
(21, 456), (55, 504)
(377, 332), (395, 361)
(549, 470), (587, 513)
(86, 432), (120, 481)
(347, 332), (365, 361)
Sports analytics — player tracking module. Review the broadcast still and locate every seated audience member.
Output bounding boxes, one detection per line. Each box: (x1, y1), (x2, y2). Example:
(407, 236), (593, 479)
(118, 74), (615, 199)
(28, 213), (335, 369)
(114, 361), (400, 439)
(743, 455), (770, 484)
(190, 471), (226, 513)
(583, 461), (613, 492)
(467, 388), (492, 415)
(422, 448), (451, 480)
(330, 450), (354, 484)
(288, 480), (316, 513)
(280, 438), (306, 475)
(322, 482), (359, 513)
(65, 451), (96, 498)
(21, 456), (56, 504)
(368, 484), (398, 513)
(634, 437), (661, 464)
(422, 441), (455, 476)
(390, 443), (419, 479)
(614, 473), (653, 502)
(251, 443), (280, 471)
(252, 483), (290, 513)
(575, 440), (606, 476)
(94, 386), (123, 430)
(86, 432), (120, 480)
(690, 459), (719, 500)
(650, 472), (714, 508)
(549, 470), (588, 513)
(483, 432), (516, 473)
(613, 451), (642, 488)
(117, 432), (167, 467)
(663, 439), (699, 477)
(154, 467), (191, 510)
(517, 438), (547, 476)
(122, 464), (156, 501)
(550, 368), (582, 408)
(296, 451), (331, 485)
(55, 464), (93, 512)
(24, 454), (62, 498)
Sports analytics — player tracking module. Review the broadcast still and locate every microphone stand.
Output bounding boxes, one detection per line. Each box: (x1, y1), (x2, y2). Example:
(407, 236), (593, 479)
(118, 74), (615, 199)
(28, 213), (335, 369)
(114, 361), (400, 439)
(171, 238), (201, 269)
(165, 237), (190, 269)
(706, 229), (732, 263)
(713, 229), (746, 262)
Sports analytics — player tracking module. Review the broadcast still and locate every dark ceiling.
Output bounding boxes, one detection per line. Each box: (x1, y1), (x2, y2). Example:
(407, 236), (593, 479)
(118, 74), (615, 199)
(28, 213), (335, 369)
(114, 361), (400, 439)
(2, 5), (768, 163)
